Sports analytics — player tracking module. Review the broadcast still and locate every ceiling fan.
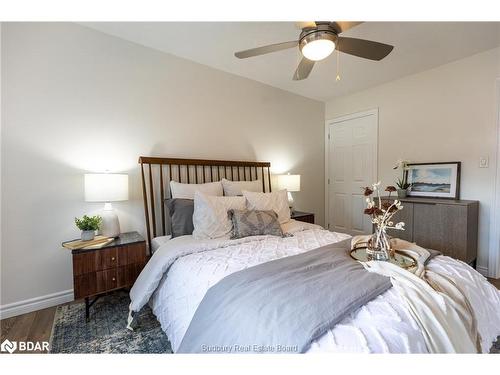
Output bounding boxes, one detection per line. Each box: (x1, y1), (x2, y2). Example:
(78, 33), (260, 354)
(234, 21), (394, 81)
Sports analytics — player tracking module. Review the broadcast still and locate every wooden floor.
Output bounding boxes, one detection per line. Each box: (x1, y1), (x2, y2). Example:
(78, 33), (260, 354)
(0, 306), (56, 353)
(1, 278), (500, 354)
(489, 277), (500, 289)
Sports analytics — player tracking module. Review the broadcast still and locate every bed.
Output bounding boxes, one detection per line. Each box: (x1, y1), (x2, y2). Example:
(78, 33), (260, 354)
(131, 156), (500, 353)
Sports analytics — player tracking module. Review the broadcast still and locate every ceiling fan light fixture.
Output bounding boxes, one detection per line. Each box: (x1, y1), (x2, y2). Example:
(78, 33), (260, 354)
(302, 39), (335, 61)
(299, 31), (337, 61)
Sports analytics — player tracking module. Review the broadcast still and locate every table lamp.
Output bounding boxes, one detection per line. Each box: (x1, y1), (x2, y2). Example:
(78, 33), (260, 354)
(84, 173), (129, 238)
(277, 173), (301, 210)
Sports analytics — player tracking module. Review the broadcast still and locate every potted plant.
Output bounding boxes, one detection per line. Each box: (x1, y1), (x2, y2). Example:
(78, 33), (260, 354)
(75, 215), (102, 241)
(393, 159), (411, 198)
(396, 178), (412, 198)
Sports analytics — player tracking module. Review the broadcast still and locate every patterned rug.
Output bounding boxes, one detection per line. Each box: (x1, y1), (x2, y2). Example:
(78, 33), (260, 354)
(49, 291), (172, 353)
(49, 291), (499, 354)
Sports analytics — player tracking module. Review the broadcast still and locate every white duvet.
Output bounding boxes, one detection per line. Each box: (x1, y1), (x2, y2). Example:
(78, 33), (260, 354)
(139, 221), (500, 353)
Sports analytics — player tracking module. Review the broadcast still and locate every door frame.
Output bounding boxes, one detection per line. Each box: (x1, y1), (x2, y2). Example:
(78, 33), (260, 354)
(324, 108), (379, 230)
(489, 78), (500, 278)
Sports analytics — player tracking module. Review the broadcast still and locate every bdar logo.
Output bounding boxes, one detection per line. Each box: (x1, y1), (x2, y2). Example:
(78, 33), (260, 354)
(1, 339), (17, 354)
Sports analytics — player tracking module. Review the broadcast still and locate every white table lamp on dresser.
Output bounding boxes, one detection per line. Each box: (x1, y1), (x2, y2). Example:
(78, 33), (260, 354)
(84, 173), (129, 238)
(277, 173), (301, 210)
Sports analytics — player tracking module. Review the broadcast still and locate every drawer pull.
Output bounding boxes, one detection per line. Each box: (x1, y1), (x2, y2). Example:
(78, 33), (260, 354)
(111, 257), (115, 261)
(112, 277), (116, 281)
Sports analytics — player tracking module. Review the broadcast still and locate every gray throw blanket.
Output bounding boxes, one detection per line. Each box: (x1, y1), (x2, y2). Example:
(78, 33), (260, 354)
(177, 239), (391, 353)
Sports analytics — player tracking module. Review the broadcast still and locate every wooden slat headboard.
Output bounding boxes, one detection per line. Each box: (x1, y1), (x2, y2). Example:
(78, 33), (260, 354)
(138, 156), (272, 254)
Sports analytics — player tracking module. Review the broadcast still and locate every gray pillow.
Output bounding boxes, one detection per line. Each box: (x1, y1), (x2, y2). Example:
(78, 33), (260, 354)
(228, 209), (284, 239)
(166, 199), (194, 238)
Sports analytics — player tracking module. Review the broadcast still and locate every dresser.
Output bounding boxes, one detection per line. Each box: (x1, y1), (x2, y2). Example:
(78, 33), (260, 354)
(380, 197), (478, 266)
(68, 231), (147, 321)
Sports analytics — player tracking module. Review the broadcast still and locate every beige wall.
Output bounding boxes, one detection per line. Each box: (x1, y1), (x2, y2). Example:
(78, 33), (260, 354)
(1, 23), (325, 310)
(326, 47), (500, 273)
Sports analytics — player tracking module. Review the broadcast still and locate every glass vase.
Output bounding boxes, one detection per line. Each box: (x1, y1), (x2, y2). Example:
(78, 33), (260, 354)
(367, 229), (390, 261)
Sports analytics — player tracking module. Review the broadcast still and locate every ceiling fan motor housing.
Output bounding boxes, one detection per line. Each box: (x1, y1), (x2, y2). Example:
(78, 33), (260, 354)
(299, 24), (338, 55)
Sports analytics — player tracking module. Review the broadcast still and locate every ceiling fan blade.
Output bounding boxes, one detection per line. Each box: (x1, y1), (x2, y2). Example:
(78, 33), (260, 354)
(330, 21), (363, 34)
(337, 37), (394, 61)
(293, 58), (315, 81)
(235, 41), (298, 59)
(296, 21), (317, 30)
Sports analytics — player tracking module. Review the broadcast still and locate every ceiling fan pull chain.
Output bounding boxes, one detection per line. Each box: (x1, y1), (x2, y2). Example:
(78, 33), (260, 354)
(336, 44), (341, 81)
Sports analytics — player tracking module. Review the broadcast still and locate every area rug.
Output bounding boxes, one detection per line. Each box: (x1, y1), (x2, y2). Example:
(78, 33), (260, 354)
(49, 291), (172, 353)
(491, 337), (500, 354)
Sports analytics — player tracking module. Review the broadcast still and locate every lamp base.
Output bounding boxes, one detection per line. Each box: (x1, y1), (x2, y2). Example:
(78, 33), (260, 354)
(287, 191), (294, 211)
(101, 203), (120, 238)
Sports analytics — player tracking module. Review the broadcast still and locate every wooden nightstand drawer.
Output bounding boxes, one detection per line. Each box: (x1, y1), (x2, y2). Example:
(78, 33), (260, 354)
(73, 248), (118, 276)
(72, 248), (118, 275)
(97, 248), (118, 271)
(73, 251), (97, 276)
(96, 269), (118, 292)
(117, 263), (145, 287)
(74, 273), (97, 299)
(117, 243), (146, 266)
(72, 242), (146, 276)
(73, 264), (145, 299)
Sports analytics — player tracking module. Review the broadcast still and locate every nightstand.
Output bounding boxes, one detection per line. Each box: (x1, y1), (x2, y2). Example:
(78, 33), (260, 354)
(64, 231), (147, 321)
(291, 211), (315, 224)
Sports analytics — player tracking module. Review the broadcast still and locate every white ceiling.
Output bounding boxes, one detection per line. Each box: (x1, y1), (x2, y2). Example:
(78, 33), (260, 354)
(82, 22), (500, 102)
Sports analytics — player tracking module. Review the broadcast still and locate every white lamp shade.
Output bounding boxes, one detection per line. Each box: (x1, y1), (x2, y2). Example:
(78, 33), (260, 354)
(277, 174), (301, 192)
(84, 173), (129, 202)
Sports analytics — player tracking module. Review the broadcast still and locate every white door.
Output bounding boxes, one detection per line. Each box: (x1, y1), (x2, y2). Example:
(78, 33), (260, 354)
(326, 110), (378, 235)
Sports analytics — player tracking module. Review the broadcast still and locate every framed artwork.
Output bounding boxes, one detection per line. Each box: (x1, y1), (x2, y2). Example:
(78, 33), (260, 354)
(405, 162), (461, 199)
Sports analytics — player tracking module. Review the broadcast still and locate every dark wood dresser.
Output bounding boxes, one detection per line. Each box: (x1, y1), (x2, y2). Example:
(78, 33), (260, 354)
(380, 197), (478, 266)
(68, 231), (147, 320)
(291, 211), (315, 224)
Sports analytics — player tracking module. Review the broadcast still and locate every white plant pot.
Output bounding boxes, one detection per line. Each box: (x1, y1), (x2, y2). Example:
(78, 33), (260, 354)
(81, 230), (95, 241)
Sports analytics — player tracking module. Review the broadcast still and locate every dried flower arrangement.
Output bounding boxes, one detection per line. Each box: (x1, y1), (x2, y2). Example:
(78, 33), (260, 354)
(363, 182), (405, 260)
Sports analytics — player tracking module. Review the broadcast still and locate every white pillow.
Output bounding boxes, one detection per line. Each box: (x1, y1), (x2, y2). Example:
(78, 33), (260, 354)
(192, 191), (246, 240)
(242, 190), (291, 224)
(170, 181), (223, 199)
(221, 178), (262, 196)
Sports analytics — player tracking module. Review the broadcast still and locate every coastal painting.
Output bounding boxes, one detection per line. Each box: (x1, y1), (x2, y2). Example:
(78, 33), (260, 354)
(406, 162), (460, 199)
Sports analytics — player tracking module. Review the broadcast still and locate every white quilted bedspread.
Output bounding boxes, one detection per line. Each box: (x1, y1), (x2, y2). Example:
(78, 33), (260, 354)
(149, 225), (500, 353)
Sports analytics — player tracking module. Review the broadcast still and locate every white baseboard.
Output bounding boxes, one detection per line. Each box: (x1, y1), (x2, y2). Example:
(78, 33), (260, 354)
(0, 289), (74, 319)
(476, 265), (489, 277)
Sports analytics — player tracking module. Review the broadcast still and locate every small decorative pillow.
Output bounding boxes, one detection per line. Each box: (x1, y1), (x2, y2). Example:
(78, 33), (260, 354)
(165, 199), (194, 238)
(170, 181), (223, 199)
(242, 190), (291, 224)
(221, 178), (262, 196)
(192, 191), (246, 240)
(228, 209), (284, 239)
